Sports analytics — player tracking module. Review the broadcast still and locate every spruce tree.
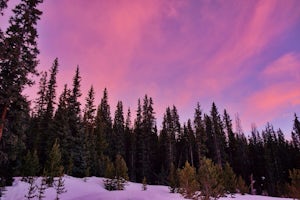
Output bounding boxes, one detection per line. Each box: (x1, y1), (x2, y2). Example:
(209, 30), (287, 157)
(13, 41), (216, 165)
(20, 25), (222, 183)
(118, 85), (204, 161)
(113, 101), (125, 159)
(135, 95), (157, 183)
(53, 85), (72, 174)
(194, 103), (207, 168)
(124, 108), (136, 181)
(210, 103), (226, 167)
(40, 58), (59, 166)
(292, 114), (300, 150)
(94, 88), (111, 176)
(0, 0), (43, 140)
(83, 86), (96, 176)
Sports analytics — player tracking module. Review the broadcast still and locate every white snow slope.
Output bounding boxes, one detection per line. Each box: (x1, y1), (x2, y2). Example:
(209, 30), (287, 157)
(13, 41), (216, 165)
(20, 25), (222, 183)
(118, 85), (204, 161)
(1, 176), (293, 200)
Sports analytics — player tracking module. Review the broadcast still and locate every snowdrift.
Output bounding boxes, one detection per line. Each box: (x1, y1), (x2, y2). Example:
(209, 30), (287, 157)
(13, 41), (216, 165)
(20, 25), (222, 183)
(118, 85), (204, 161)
(1, 176), (293, 200)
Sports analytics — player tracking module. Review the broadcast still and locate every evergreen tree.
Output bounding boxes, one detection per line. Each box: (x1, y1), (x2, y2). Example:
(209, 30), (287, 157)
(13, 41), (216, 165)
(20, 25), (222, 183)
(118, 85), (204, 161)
(45, 139), (63, 185)
(94, 88), (111, 176)
(159, 106), (180, 176)
(222, 162), (236, 194)
(54, 175), (67, 200)
(194, 103), (207, 168)
(168, 162), (179, 193)
(210, 103), (227, 167)
(25, 177), (37, 200)
(177, 120), (195, 168)
(112, 101), (125, 159)
(83, 86), (96, 176)
(53, 85), (72, 174)
(33, 71), (48, 117)
(0, 95), (30, 185)
(292, 114), (300, 150)
(197, 158), (224, 200)
(223, 110), (236, 168)
(178, 161), (198, 199)
(0, 0), (43, 140)
(142, 176), (147, 191)
(40, 58), (59, 166)
(22, 150), (40, 178)
(124, 108), (136, 181)
(135, 95), (157, 183)
(37, 175), (47, 200)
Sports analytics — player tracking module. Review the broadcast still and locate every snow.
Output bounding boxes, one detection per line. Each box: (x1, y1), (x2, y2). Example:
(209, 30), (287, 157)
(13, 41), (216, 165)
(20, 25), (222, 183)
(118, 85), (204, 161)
(1, 176), (293, 200)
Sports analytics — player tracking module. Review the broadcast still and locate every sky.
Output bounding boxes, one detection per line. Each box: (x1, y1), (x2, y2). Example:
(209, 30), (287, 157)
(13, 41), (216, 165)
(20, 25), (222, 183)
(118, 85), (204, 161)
(1, 0), (300, 136)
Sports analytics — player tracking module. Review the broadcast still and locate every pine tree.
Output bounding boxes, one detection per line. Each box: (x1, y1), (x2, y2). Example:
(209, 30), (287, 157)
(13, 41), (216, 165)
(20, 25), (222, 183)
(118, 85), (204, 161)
(83, 86), (96, 176)
(40, 58), (59, 166)
(292, 114), (300, 150)
(54, 175), (67, 200)
(197, 158), (224, 200)
(168, 162), (179, 193)
(0, 95), (30, 185)
(45, 139), (63, 185)
(25, 177), (37, 200)
(113, 101), (125, 159)
(135, 95), (157, 183)
(178, 161), (199, 199)
(222, 162), (236, 194)
(114, 154), (128, 190)
(33, 71), (48, 117)
(210, 103), (226, 167)
(0, 0), (43, 140)
(142, 176), (147, 191)
(194, 103), (207, 168)
(124, 108), (136, 181)
(94, 88), (111, 176)
(37, 174), (47, 200)
(53, 85), (72, 174)
(22, 150), (40, 178)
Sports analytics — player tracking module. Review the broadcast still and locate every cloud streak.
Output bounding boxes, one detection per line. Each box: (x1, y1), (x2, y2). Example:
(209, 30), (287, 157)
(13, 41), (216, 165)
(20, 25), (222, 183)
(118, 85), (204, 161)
(24, 0), (300, 134)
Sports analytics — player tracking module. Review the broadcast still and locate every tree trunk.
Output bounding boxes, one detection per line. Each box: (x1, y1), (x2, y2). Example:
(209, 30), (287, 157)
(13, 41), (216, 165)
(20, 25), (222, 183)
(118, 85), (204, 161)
(0, 105), (8, 141)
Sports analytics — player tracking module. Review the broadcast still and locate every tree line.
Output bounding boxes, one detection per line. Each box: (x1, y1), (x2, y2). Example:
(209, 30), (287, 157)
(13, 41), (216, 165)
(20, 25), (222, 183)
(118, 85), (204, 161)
(0, 0), (300, 199)
(1, 59), (300, 197)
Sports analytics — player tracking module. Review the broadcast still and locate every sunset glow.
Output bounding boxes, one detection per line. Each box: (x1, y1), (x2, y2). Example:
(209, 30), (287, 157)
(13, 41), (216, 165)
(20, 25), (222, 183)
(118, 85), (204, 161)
(8, 0), (300, 134)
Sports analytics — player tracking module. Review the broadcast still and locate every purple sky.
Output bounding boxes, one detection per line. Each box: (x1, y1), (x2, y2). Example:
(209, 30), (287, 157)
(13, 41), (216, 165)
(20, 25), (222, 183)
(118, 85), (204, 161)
(2, 0), (300, 136)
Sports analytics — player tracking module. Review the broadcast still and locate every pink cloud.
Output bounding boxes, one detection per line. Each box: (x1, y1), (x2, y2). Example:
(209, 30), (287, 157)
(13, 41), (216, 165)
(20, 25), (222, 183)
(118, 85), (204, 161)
(241, 53), (300, 129)
(19, 0), (300, 133)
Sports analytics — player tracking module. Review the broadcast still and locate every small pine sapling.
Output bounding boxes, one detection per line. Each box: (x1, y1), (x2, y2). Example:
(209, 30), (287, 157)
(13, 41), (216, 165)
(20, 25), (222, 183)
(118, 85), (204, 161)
(142, 177), (147, 191)
(25, 177), (37, 200)
(37, 176), (47, 200)
(54, 176), (67, 200)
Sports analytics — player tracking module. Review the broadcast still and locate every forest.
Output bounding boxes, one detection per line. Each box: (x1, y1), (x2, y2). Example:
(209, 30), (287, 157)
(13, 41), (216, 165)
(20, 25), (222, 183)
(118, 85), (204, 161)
(0, 0), (300, 199)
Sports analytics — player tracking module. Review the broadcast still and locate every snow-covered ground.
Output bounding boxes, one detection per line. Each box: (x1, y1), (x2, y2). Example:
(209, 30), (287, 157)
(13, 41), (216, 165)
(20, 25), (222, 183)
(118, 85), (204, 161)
(1, 176), (293, 200)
